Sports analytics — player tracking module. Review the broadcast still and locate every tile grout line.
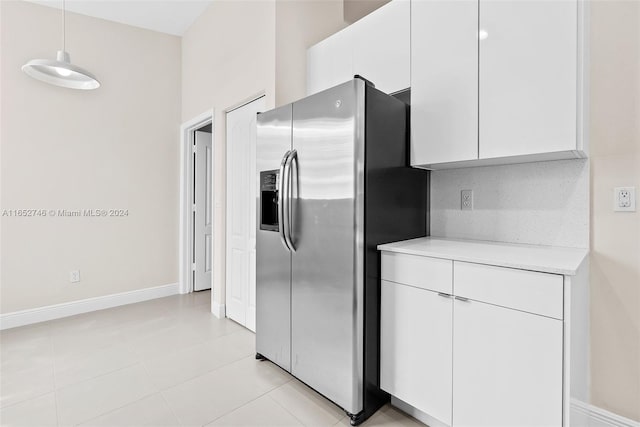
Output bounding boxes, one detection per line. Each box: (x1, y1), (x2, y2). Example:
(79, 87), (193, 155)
(265, 391), (309, 426)
(0, 325), (57, 412)
(0, 389), (54, 411)
(158, 390), (184, 427)
(199, 377), (295, 427)
(266, 382), (346, 427)
(151, 351), (258, 396)
(70, 362), (157, 426)
(76, 393), (158, 427)
(51, 331), (61, 427)
(53, 359), (141, 393)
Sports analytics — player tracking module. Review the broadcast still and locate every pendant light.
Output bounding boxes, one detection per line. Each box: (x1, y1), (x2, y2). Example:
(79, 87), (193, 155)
(22, 0), (100, 90)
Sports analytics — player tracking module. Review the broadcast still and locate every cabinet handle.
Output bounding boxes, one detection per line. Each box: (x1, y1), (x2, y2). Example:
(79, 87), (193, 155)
(437, 292), (452, 298)
(454, 296), (470, 302)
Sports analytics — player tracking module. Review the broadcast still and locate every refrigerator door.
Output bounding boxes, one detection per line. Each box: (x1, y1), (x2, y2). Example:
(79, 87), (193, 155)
(290, 79), (366, 414)
(256, 104), (293, 371)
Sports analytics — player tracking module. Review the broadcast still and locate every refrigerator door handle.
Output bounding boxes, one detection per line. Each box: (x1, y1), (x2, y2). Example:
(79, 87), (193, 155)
(278, 150), (292, 251)
(283, 149), (298, 252)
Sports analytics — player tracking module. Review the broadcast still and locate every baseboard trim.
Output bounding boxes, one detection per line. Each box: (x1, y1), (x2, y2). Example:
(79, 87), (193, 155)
(572, 399), (640, 427)
(211, 300), (225, 319)
(391, 398), (638, 427)
(0, 283), (180, 330)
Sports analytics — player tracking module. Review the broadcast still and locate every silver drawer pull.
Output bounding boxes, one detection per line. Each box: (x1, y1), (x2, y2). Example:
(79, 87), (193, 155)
(455, 296), (470, 302)
(437, 292), (452, 298)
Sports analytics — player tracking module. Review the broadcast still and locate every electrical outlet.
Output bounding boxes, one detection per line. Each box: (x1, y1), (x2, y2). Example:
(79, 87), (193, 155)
(461, 189), (473, 210)
(614, 187), (636, 212)
(70, 270), (81, 283)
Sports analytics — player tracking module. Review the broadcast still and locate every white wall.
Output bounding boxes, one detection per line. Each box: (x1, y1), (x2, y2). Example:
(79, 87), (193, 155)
(589, 0), (640, 421)
(0, 1), (181, 313)
(430, 159), (589, 248)
(275, 0), (347, 106)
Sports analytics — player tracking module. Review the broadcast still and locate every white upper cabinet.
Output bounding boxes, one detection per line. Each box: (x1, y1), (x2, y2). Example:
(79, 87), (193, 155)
(352, 0), (410, 94)
(479, 0), (578, 159)
(307, 26), (354, 97)
(411, 0), (478, 165)
(411, 0), (587, 169)
(306, 0), (410, 96)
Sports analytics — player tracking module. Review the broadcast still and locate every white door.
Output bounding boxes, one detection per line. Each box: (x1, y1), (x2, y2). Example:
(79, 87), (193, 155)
(194, 130), (212, 291)
(410, 0), (478, 166)
(479, 0), (577, 159)
(225, 96), (266, 331)
(453, 299), (563, 427)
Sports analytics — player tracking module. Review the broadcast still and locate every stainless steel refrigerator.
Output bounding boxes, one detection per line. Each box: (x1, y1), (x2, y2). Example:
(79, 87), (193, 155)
(256, 77), (428, 425)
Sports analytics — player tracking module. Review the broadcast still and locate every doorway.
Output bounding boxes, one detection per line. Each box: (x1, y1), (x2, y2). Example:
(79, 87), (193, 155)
(180, 111), (214, 301)
(225, 96), (266, 331)
(193, 126), (213, 291)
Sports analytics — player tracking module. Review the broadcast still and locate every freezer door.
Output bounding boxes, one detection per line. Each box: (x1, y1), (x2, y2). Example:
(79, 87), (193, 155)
(291, 79), (366, 414)
(256, 104), (293, 371)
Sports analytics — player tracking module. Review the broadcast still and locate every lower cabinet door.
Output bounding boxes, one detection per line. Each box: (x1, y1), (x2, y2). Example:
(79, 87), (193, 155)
(453, 299), (563, 427)
(381, 280), (453, 426)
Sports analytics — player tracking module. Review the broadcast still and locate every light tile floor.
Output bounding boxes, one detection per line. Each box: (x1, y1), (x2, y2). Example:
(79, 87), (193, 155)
(0, 292), (424, 427)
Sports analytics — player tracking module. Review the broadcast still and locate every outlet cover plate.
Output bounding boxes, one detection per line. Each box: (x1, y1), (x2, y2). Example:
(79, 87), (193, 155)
(614, 187), (636, 212)
(461, 189), (473, 210)
(70, 270), (81, 283)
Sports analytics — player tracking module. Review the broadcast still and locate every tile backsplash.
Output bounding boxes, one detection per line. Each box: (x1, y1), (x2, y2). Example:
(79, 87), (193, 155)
(430, 159), (589, 248)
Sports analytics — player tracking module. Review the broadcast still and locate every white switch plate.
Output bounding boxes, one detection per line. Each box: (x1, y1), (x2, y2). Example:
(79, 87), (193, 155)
(461, 189), (473, 210)
(614, 187), (636, 212)
(70, 270), (81, 283)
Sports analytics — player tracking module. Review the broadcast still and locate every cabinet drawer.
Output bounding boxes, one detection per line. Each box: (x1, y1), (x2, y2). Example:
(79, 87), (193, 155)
(381, 252), (452, 294)
(454, 262), (563, 319)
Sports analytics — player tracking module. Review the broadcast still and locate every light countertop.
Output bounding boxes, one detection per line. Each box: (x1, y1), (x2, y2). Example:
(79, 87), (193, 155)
(378, 237), (588, 276)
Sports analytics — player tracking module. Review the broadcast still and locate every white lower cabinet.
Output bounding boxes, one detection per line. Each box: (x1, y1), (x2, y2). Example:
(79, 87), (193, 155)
(381, 280), (453, 425)
(380, 251), (575, 427)
(453, 298), (563, 427)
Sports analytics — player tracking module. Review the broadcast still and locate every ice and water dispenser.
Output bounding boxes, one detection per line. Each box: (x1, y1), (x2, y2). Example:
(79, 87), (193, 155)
(259, 170), (279, 231)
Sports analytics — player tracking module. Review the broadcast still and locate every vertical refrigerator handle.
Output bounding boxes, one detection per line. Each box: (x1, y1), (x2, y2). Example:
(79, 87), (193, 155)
(283, 150), (297, 252)
(278, 151), (291, 251)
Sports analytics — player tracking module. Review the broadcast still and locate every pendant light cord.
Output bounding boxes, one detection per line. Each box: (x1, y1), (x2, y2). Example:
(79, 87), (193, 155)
(62, 0), (66, 51)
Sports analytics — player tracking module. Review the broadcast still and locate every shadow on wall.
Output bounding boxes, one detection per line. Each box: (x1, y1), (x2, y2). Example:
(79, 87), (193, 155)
(590, 255), (640, 418)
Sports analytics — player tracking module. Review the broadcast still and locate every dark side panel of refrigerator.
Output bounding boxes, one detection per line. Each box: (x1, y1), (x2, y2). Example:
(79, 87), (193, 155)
(361, 85), (429, 423)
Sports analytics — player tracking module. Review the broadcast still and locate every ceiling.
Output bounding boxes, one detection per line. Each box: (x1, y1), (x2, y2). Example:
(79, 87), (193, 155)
(23, 0), (213, 36)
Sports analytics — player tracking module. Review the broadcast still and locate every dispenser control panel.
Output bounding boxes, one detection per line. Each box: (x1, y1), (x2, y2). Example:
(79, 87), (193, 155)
(259, 170), (279, 231)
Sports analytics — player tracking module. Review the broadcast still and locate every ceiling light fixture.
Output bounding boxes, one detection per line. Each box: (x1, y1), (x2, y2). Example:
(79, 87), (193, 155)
(22, 0), (100, 90)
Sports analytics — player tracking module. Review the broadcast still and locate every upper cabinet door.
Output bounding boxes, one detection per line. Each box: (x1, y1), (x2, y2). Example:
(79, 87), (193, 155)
(479, 0), (577, 159)
(307, 27), (354, 96)
(353, 0), (410, 94)
(307, 0), (410, 97)
(411, 0), (479, 166)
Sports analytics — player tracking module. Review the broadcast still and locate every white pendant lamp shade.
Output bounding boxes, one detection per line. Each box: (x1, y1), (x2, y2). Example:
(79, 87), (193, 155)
(22, 0), (100, 90)
(22, 50), (100, 90)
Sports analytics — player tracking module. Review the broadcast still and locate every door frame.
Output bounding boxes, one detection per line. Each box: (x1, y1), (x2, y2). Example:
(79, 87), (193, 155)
(179, 110), (214, 297)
